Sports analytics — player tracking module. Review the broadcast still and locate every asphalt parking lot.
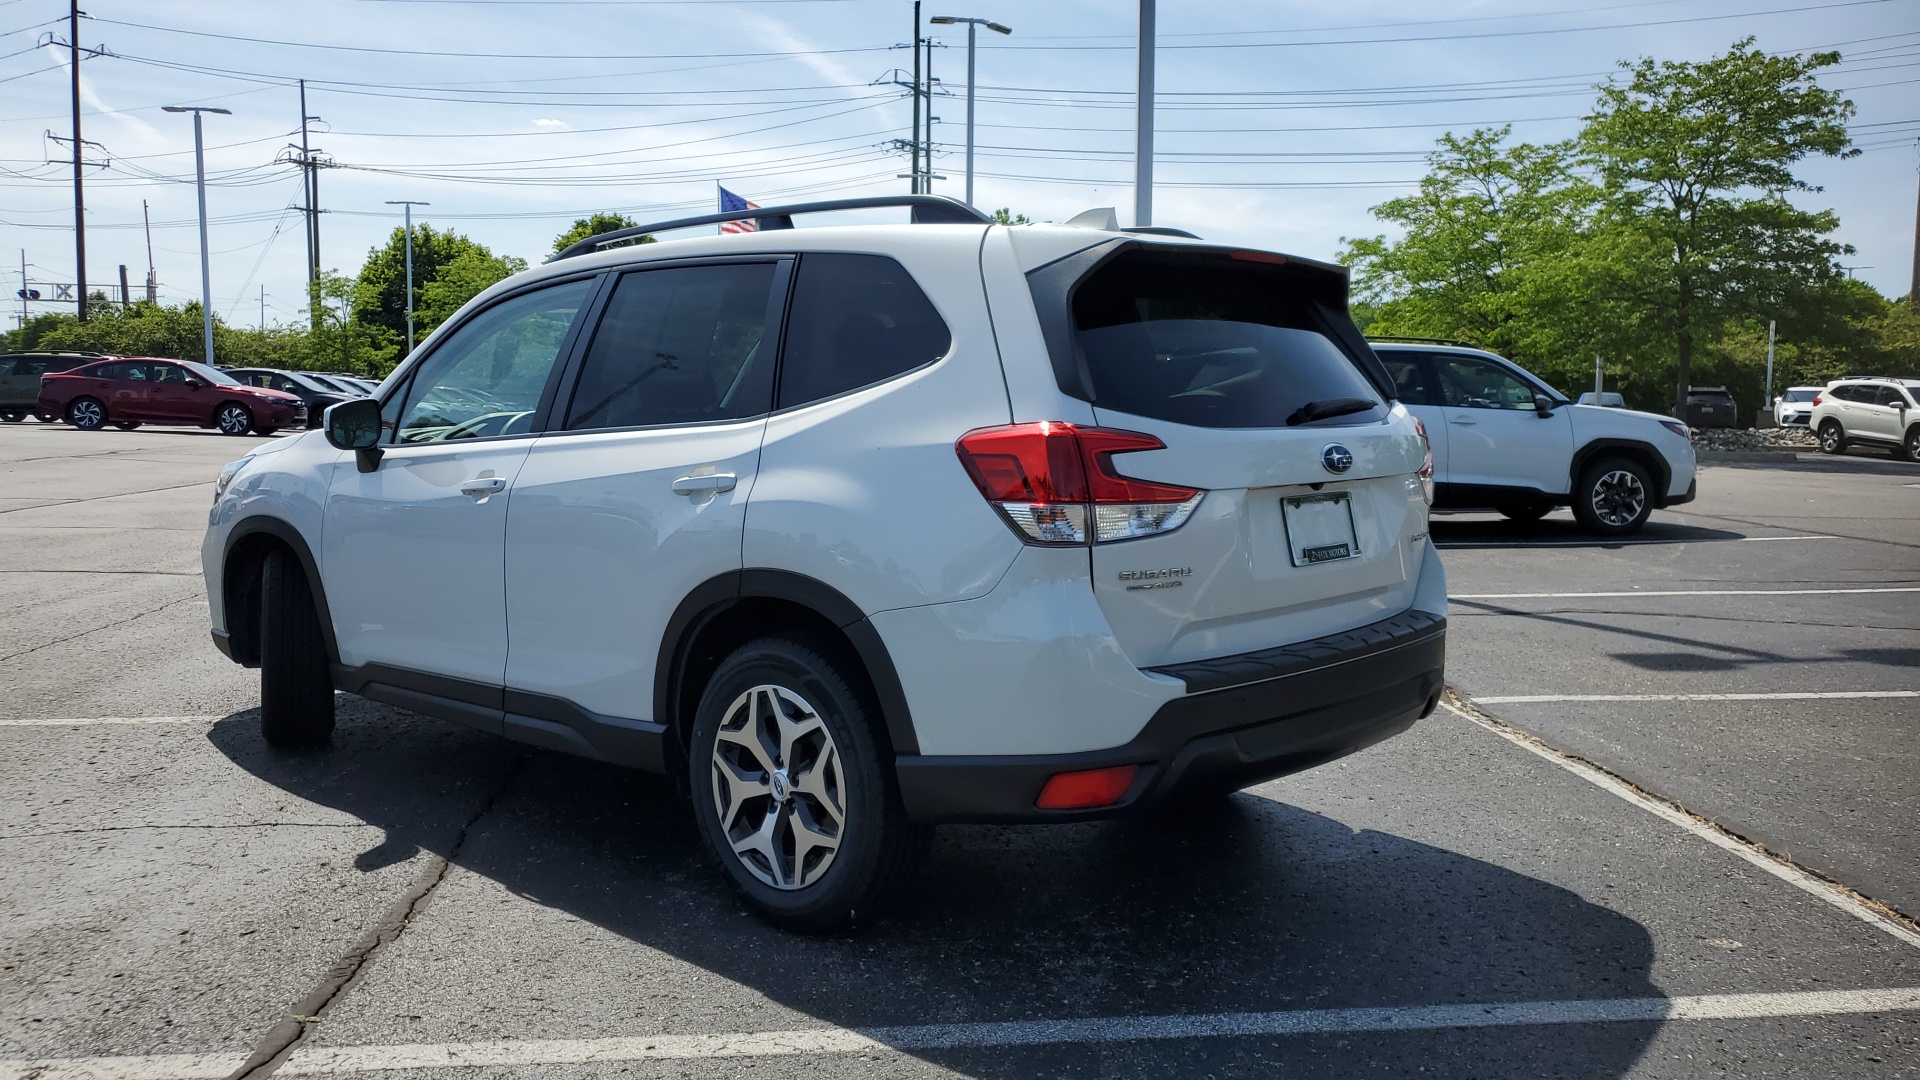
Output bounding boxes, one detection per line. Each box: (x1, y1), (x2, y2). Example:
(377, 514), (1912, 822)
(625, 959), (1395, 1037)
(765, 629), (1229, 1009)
(1, 422), (1915, 1078)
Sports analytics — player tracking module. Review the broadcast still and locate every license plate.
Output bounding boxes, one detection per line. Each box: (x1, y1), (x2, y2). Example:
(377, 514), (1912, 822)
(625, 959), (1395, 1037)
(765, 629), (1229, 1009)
(1281, 491), (1360, 567)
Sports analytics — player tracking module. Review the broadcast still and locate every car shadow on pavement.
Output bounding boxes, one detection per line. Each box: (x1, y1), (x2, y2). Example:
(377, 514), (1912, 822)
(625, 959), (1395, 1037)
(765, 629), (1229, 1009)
(208, 699), (1663, 1077)
(1429, 515), (1746, 548)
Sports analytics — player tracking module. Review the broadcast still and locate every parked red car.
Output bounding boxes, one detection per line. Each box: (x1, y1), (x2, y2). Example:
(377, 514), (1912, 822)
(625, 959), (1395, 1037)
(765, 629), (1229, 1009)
(38, 358), (305, 435)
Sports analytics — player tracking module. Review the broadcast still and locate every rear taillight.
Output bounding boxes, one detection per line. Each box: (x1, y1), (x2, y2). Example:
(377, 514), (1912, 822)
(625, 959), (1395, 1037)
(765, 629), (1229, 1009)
(1812, 395), (1823, 406)
(1411, 416), (1435, 506)
(955, 422), (1203, 545)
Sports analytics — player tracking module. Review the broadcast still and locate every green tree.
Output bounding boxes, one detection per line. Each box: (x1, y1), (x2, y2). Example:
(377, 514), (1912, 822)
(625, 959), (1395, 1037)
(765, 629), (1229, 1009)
(1580, 38), (1857, 416)
(551, 212), (652, 257)
(1343, 129), (1607, 388)
(417, 247), (527, 336)
(311, 271), (401, 376)
(991, 207), (1032, 225)
(353, 225), (514, 348)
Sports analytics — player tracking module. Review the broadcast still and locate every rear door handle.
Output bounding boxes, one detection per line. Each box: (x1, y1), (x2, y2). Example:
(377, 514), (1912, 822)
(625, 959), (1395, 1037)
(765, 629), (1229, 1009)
(672, 472), (737, 495)
(460, 477), (508, 497)
(1450, 416), (1476, 425)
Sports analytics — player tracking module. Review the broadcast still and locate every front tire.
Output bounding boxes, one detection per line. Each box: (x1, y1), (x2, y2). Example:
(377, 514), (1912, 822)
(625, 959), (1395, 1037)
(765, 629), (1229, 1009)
(0, 411), (21, 423)
(216, 402), (254, 436)
(1572, 456), (1654, 536)
(258, 548), (335, 748)
(689, 636), (930, 933)
(1900, 426), (1919, 464)
(1818, 421), (1847, 455)
(66, 396), (105, 430)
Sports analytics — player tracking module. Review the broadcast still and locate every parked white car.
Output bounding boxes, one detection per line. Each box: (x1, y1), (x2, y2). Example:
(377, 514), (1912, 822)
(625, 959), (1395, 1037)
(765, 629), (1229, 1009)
(1810, 378), (1920, 461)
(202, 196), (1448, 930)
(1372, 342), (1696, 535)
(1773, 386), (1821, 427)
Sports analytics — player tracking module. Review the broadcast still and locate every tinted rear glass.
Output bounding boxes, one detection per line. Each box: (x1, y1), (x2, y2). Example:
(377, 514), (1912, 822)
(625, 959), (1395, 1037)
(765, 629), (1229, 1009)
(776, 253), (950, 410)
(1069, 249), (1383, 429)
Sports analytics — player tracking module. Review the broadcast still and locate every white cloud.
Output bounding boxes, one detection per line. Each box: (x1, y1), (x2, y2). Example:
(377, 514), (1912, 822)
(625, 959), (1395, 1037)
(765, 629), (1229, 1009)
(533, 119), (568, 128)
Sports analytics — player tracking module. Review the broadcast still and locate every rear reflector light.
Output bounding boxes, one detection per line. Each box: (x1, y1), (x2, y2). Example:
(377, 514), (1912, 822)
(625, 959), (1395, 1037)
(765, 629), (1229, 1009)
(1411, 416), (1435, 506)
(1035, 765), (1140, 810)
(955, 422), (1203, 545)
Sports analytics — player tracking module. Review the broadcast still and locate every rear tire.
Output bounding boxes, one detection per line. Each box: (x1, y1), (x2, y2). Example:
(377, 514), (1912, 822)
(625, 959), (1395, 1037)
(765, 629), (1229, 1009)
(688, 635), (930, 933)
(1498, 502), (1553, 523)
(1900, 425), (1919, 464)
(216, 402), (254, 436)
(66, 397), (105, 431)
(259, 548), (335, 748)
(34, 408), (60, 423)
(0, 411), (22, 423)
(1817, 421), (1847, 455)
(1572, 456), (1653, 536)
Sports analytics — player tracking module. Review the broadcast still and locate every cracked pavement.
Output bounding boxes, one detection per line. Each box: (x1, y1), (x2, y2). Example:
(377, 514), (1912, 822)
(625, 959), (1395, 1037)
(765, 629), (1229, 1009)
(1, 423), (1915, 1078)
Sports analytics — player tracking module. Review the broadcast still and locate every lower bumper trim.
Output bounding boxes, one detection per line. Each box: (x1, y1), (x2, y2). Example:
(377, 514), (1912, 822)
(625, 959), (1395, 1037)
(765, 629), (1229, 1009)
(896, 614), (1445, 823)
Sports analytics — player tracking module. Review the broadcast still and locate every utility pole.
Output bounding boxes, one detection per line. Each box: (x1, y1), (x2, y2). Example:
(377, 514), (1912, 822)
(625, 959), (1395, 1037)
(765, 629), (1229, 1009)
(118, 264), (128, 310)
(259, 285), (265, 330)
(299, 80), (318, 301)
(922, 31), (936, 193)
(910, 1), (922, 194)
(1134, 0), (1155, 228)
(141, 199), (156, 303)
(1594, 354), (1603, 400)
(69, 0), (86, 321)
(1910, 154), (1919, 311)
(1764, 319), (1777, 417)
(18, 251), (27, 330)
(385, 200), (430, 353)
(164, 105), (232, 366)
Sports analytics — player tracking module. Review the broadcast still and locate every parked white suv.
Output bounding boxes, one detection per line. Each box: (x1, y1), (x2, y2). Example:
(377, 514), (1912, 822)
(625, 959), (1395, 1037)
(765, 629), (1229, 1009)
(1810, 378), (1920, 461)
(202, 196), (1447, 929)
(1774, 386), (1821, 428)
(1371, 342), (1697, 535)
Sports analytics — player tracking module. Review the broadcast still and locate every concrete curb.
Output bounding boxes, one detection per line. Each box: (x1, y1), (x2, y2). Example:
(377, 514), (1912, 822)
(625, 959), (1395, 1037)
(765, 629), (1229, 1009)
(1694, 449), (1805, 463)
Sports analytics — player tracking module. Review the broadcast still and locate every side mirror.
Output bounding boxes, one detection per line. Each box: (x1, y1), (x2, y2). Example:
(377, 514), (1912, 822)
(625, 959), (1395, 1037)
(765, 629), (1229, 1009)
(324, 398), (384, 472)
(184, 378), (205, 389)
(1533, 393), (1557, 418)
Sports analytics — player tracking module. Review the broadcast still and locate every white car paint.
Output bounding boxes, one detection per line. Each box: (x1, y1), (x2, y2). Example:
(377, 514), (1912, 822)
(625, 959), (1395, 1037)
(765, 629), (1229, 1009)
(204, 217), (1446, 771)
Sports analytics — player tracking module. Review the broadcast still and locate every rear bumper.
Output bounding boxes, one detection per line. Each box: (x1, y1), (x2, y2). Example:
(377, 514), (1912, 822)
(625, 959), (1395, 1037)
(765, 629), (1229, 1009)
(894, 609), (1445, 823)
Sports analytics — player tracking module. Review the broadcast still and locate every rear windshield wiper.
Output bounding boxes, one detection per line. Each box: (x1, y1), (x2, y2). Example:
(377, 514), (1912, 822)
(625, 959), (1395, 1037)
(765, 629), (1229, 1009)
(1285, 397), (1377, 426)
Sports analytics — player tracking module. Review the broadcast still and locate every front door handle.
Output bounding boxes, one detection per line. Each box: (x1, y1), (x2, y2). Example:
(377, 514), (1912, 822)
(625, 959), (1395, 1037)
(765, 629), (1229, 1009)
(460, 477), (508, 497)
(1450, 416), (1477, 425)
(672, 472), (737, 495)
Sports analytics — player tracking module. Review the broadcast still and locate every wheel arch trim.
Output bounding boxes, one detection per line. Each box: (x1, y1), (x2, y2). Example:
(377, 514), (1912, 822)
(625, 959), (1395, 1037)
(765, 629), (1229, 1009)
(1570, 438), (1673, 507)
(221, 516), (338, 668)
(657, 569), (920, 757)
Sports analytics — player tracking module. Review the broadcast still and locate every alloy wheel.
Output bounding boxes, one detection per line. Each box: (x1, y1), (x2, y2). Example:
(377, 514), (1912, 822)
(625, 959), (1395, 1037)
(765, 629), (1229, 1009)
(217, 404), (251, 435)
(69, 399), (103, 429)
(709, 683), (846, 891)
(1821, 425), (1843, 453)
(1589, 469), (1646, 528)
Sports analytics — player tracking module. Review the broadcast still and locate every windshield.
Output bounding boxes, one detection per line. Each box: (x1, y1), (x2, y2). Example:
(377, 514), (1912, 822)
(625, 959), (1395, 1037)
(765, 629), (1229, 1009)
(181, 361), (238, 385)
(1784, 389), (1818, 402)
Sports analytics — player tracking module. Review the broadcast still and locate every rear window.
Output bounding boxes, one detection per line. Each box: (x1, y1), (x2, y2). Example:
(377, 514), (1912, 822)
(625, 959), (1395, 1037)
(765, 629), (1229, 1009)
(1065, 248), (1384, 429)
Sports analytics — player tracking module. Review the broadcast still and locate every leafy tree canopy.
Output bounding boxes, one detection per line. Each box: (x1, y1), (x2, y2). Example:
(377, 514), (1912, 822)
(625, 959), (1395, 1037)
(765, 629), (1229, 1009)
(552, 212), (653, 256)
(353, 224), (518, 348)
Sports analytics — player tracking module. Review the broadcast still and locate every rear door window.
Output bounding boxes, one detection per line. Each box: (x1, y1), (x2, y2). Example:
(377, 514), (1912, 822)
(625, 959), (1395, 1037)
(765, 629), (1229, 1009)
(1379, 352), (1443, 407)
(775, 253), (951, 409)
(564, 262), (779, 430)
(1065, 247), (1383, 429)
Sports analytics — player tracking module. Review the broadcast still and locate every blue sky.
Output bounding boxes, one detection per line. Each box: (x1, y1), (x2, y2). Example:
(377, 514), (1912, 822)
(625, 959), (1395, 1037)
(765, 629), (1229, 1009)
(1, 0), (1915, 331)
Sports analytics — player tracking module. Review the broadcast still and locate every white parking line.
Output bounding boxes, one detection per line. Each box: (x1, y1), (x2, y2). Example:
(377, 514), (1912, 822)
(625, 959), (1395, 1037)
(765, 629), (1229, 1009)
(0, 715), (220, 728)
(1471, 691), (1920, 705)
(1453, 586), (1920, 600)
(4, 987), (1915, 1078)
(1435, 534), (1835, 549)
(1445, 702), (1920, 952)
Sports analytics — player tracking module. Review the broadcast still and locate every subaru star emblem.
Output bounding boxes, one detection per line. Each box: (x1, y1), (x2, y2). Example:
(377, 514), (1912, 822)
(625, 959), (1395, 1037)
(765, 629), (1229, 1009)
(1321, 444), (1354, 474)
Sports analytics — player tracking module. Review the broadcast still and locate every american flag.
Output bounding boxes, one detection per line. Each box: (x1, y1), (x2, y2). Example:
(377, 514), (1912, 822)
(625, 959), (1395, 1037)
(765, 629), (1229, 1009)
(718, 185), (758, 233)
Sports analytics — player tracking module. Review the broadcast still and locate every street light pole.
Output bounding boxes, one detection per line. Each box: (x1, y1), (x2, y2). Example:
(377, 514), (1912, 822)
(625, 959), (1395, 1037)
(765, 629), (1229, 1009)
(930, 15), (1012, 209)
(1134, 0), (1155, 228)
(385, 200), (430, 352)
(162, 105), (231, 366)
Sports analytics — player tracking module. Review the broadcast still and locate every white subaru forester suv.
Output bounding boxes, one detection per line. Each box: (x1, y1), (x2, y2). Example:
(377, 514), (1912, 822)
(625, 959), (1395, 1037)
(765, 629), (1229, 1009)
(203, 196), (1447, 930)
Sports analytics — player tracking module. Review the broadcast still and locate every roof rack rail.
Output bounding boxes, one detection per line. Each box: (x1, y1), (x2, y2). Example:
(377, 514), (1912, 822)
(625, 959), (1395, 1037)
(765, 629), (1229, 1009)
(549, 195), (993, 262)
(1365, 335), (1484, 350)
